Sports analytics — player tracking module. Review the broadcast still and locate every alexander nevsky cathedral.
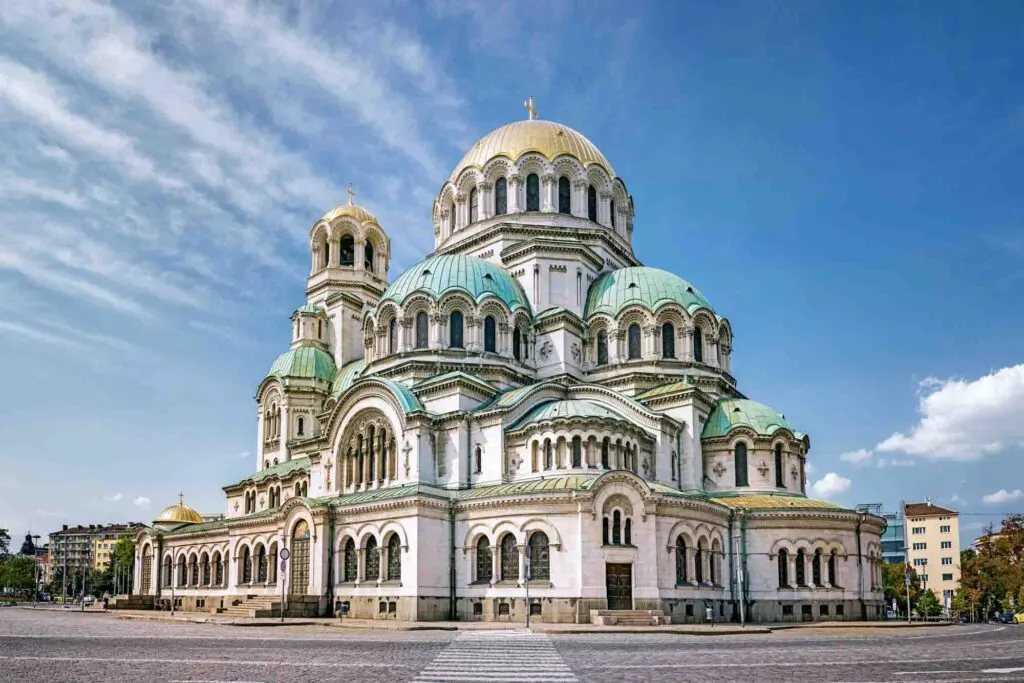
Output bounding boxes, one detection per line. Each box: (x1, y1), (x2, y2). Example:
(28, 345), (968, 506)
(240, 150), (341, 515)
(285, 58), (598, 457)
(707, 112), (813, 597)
(132, 101), (886, 624)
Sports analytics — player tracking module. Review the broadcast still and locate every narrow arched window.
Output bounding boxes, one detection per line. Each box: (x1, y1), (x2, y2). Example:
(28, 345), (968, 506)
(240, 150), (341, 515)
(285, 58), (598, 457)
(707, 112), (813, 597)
(734, 442), (749, 487)
(340, 235), (354, 266)
(469, 188), (478, 223)
(571, 436), (582, 468)
(662, 323), (675, 358)
(449, 310), (464, 348)
(495, 177), (507, 215)
(484, 315), (496, 353)
(388, 318), (397, 354)
(318, 319), (322, 339)
(774, 443), (784, 487)
(695, 542), (704, 583)
(365, 241), (375, 272)
(597, 330), (608, 366)
(528, 532), (550, 581)
(601, 438), (609, 468)
(612, 510), (621, 545)
(365, 537), (379, 581)
(500, 534), (518, 581)
(343, 538), (357, 582)
(543, 439), (552, 470)
(386, 534), (401, 581)
(828, 550), (838, 587)
(297, 417), (304, 437)
(526, 173), (540, 211)
(557, 176), (571, 214)
(415, 311), (428, 349)
(778, 549), (789, 587)
(795, 549), (806, 587)
(610, 199), (616, 229)
(476, 537), (492, 582)
(710, 545), (717, 585)
(448, 202), (455, 233)
(587, 185), (597, 221)
(474, 445), (482, 474)
(627, 323), (641, 360)
(257, 546), (267, 583)
(512, 327), (521, 361)
(812, 550), (822, 586)
(693, 327), (703, 363)
(241, 547), (252, 584)
(624, 518), (632, 545)
(675, 537), (688, 583)
(323, 242), (330, 268)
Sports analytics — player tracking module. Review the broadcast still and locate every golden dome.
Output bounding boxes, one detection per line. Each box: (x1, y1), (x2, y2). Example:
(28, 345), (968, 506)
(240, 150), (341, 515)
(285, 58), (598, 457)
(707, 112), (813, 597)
(154, 494), (204, 525)
(450, 120), (615, 183)
(319, 187), (378, 225)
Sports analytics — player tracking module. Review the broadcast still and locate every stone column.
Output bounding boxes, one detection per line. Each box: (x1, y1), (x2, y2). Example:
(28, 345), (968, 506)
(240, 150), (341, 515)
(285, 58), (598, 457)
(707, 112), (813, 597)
(682, 328), (693, 362)
(518, 544), (526, 585)
(491, 546), (499, 584)
(398, 317), (411, 353)
(572, 180), (586, 217)
(480, 182), (493, 220)
(377, 548), (386, 582)
(599, 191), (612, 227)
(541, 174), (555, 212)
(708, 335), (720, 367)
(507, 175), (521, 213)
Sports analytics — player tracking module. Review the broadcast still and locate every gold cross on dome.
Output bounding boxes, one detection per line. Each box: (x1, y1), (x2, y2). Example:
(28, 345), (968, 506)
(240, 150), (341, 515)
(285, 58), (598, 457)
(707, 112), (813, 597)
(178, 491), (184, 505)
(347, 185), (356, 205)
(523, 95), (538, 120)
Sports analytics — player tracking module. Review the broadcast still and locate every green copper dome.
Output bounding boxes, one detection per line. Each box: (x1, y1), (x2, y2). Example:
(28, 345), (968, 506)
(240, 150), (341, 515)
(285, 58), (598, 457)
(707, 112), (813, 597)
(331, 358), (366, 396)
(508, 399), (631, 431)
(267, 346), (336, 383)
(585, 267), (714, 318)
(702, 398), (804, 440)
(381, 254), (531, 312)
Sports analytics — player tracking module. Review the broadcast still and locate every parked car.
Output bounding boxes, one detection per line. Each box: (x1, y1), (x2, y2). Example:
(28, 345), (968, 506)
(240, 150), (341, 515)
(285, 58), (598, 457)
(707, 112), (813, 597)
(82, 596), (95, 606)
(1014, 612), (1024, 625)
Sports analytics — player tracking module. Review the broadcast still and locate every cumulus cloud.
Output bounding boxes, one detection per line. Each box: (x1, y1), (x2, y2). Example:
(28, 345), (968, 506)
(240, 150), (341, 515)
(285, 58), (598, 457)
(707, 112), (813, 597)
(981, 489), (1024, 505)
(104, 492), (123, 503)
(811, 473), (852, 500)
(877, 365), (1024, 460)
(133, 496), (151, 506)
(840, 449), (874, 465)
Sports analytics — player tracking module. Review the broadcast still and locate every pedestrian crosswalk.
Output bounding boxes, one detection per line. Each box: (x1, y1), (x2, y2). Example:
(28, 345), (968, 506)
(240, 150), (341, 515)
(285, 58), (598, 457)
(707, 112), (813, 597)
(409, 630), (578, 682)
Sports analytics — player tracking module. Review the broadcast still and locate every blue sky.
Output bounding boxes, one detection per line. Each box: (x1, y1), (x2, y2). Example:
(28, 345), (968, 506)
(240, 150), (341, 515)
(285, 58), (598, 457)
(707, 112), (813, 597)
(1, 0), (1022, 550)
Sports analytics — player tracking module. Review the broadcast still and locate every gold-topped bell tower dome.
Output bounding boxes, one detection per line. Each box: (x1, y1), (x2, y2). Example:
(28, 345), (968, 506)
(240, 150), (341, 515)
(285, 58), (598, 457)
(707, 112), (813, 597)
(154, 493), (204, 525)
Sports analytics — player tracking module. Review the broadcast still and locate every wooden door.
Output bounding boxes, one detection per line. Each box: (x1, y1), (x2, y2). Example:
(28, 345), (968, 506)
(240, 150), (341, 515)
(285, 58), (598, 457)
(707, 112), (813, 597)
(605, 563), (633, 610)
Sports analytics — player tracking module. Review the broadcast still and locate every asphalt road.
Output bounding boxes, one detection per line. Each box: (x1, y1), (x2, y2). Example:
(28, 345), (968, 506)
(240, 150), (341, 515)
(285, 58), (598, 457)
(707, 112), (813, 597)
(1, 607), (1023, 683)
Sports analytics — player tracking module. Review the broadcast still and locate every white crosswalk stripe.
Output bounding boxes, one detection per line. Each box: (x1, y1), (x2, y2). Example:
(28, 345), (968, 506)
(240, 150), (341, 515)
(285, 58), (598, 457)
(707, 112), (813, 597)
(409, 630), (578, 682)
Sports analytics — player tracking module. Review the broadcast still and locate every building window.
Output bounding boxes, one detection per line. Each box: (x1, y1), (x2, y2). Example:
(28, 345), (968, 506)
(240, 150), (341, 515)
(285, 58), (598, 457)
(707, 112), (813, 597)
(695, 541), (704, 583)
(611, 511), (622, 545)
(587, 185), (597, 221)
(476, 537), (492, 583)
(469, 187), (478, 223)
(388, 319), (397, 354)
(512, 327), (522, 361)
(449, 311), (464, 348)
(495, 177), (507, 215)
(693, 327), (703, 363)
(365, 537), (379, 581)
(662, 323), (675, 358)
(912, 526), (926, 535)
(912, 542), (926, 550)
(610, 199), (616, 229)
(828, 550), (838, 587)
(543, 439), (552, 469)
(342, 539), (357, 582)
(526, 173), (540, 211)
(365, 242), (375, 272)
(415, 311), (429, 349)
(597, 331), (609, 365)
(449, 202), (455, 233)
(940, 525), (951, 533)
(734, 443), (749, 487)
(558, 176), (571, 214)
(774, 444), (784, 487)
(676, 537), (688, 583)
(571, 436), (582, 468)
(386, 534), (401, 581)
(474, 445), (482, 474)
(528, 532), (550, 581)
(257, 546), (267, 583)
(500, 534), (518, 581)
(941, 541), (952, 549)
(795, 549), (806, 586)
(812, 550), (822, 586)
(913, 558), (927, 567)
(942, 573), (953, 581)
(941, 557), (952, 565)
(241, 547), (252, 584)
(601, 438), (609, 468)
(297, 417), (304, 437)
(340, 235), (354, 266)
(627, 323), (641, 360)
(484, 316), (496, 353)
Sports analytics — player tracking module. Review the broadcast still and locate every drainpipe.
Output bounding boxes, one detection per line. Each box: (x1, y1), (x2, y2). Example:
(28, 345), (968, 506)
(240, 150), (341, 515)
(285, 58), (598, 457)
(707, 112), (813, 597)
(448, 503), (457, 621)
(727, 510), (736, 620)
(465, 414), (472, 488)
(856, 512), (865, 620)
(740, 509), (749, 624)
(325, 507), (336, 617)
(675, 429), (683, 489)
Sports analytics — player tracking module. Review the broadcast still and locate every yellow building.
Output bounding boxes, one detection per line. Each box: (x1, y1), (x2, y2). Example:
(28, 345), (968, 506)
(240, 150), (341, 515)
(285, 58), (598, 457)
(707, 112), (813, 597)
(92, 536), (118, 572)
(905, 500), (960, 608)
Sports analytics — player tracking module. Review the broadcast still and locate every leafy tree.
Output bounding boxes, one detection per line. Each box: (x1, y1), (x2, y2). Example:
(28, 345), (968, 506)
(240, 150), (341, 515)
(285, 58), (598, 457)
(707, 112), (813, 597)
(919, 589), (942, 617)
(0, 528), (10, 558)
(882, 562), (922, 614)
(0, 555), (37, 594)
(958, 516), (1024, 621)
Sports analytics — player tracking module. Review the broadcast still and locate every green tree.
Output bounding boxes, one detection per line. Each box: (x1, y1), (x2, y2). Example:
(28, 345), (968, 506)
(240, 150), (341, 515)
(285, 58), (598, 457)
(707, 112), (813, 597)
(0, 555), (37, 595)
(0, 528), (10, 558)
(882, 562), (922, 614)
(919, 589), (942, 617)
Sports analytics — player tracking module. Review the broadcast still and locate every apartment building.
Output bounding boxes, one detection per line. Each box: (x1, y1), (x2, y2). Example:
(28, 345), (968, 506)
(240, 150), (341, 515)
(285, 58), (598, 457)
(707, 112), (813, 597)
(904, 500), (960, 607)
(49, 523), (143, 575)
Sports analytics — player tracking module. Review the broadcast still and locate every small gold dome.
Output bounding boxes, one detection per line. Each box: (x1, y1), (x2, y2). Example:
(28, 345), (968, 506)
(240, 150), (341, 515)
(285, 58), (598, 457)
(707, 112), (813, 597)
(154, 494), (204, 525)
(450, 119), (615, 183)
(319, 187), (378, 225)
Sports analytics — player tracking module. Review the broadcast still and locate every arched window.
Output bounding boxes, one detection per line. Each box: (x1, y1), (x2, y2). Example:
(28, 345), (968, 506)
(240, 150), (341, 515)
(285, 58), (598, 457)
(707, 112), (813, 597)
(339, 235), (354, 266)
(469, 187), (478, 223)
(610, 199), (616, 229)
(709, 545), (717, 585)
(189, 555), (198, 586)
(449, 310), (464, 348)
(323, 242), (330, 268)
(257, 545), (267, 583)
(627, 323), (641, 360)
(624, 518), (632, 545)
(475, 537), (492, 582)
(500, 534), (518, 581)
(543, 439), (552, 470)
(294, 482), (301, 497)
(695, 542), (704, 583)
(778, 549), (789, 587)
(301, 481), (307, 497)
(512, 327), (521, 361)
(474, 445), (482, 474)
(213, 552), (223, 586)
(365, 537), (379, 581)
(693, 327), (703, 363)
(415, 311), (429, 349)
(365, 241), (375, 272)
(290, 520), (310, 595)
(602, 517), (609, 545)
(795, 549), (806, 586)
(241, 547), (252, 584)
(484, 315), (496, 353)
(601, 438), (609, 468)
(177, 555), (187, 587)
(662, 323), (675, 358)
(386, 534), (401, 581)
(587, 185), (597, 221)
(448, 202), (455, 233)
(774, 443), (784, 487)
(734, 442), (749, 487)
(495, 177), (507, 215)
(675, 537), (688, 583)
(297, 417), (304, 437)
(388, 318), (397, 354)
(342, 538), (357, 582)
(612, 510), (622, 545)
(163, 556), (172, 586)
(571, 436), (582, 468)
(526, 173), (540, 211)
(596, 330), (608, 366)
(318, 319), (322, 339)
(528, 532), (550, 581)
(828, 550), (838, 587)
(812, 549), (822, 586)
(557, 176), (571, 214)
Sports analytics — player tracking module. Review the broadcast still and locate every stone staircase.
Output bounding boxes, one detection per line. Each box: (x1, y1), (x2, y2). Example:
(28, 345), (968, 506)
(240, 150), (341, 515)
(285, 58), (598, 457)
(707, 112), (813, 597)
(590, 609), (669, 626)
(217, 596), (279, 618)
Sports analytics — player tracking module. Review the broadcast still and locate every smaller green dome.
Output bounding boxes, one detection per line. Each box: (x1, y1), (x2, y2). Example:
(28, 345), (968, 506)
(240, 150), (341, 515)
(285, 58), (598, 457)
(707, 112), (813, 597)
(702, 398), (803, 440)
(508, 399), (631, 431)
(331, 359), (365, 395)
(585, 267), (714, 319)
(268, 346), (336, 383)
(381, 254), (531, 312)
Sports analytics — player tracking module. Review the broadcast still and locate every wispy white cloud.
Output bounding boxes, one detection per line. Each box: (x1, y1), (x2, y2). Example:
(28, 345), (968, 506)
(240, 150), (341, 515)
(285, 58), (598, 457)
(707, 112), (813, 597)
(981, 489), (1024, 505)
(133, 496), (151, 507)
(840, 448), (874, 465)
(811, 472), (852, 500)
(104, 492), (123, 503)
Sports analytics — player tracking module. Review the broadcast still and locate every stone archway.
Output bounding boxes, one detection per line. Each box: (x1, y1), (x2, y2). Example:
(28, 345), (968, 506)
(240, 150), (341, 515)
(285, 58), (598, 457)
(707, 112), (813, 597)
(337, 409), (399, 491)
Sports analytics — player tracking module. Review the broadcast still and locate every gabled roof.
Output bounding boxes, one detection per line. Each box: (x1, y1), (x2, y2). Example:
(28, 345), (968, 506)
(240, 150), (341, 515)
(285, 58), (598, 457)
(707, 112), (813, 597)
(904, 502), (957, 517)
